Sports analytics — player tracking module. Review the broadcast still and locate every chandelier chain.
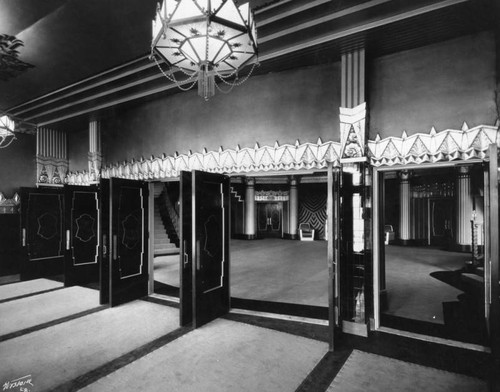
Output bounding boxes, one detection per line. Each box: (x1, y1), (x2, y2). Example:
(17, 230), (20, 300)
(151, 53), (198, 91)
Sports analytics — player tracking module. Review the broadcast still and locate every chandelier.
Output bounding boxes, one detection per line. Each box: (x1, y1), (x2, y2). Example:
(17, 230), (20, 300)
(150, 0), (258, 100)
(0, 115), (16, 149)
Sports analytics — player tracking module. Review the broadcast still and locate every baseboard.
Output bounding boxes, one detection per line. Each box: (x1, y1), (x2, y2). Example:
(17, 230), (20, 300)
(283, 233), (299, 240)
(232, 234), (258, 240)
(342, 320), (368, 337)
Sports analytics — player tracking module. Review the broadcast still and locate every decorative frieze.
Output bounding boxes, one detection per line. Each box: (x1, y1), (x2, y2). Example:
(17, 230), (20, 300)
(255, 190), (289, 202)
(65, 123), (499, 186)
(66, 138), (342, 184)
(368, 124), (499, 167)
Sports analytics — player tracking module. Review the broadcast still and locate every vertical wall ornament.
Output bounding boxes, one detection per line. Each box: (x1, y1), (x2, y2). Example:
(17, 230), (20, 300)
(339, 102), (367, 163)
(88, 120), (102, 184)
(36, 128), (68, 187)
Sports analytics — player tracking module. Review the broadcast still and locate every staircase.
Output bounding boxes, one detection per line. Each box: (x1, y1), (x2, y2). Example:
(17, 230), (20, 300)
(153, 183), (179, 256)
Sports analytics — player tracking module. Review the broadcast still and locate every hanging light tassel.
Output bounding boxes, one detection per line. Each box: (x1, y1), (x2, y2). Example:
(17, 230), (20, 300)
(198, 64), (215, 101)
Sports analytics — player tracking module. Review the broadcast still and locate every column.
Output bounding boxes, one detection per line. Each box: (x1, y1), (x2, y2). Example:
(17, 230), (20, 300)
(289, 176), (299, 239)
(244, 177), (256, 239)
(88, 119), (102, 183)
(456, 165), (472, 251)
(399, 170), (411, 244)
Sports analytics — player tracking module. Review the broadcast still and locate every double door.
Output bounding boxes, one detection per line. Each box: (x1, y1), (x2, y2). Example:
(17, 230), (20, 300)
(20, 173), (231, 329)
(257, 202), (282, 238)
(20, 186), (99, 285)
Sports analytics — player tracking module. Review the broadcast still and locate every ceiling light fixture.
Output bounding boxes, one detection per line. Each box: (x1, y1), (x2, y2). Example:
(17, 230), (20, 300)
(150, 0), (258, 100)
(0, 114), (16, 149)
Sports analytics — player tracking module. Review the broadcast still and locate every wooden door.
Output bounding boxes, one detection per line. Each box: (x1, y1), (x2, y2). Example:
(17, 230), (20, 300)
(487, 144), (500, 384)
(109, 178), (149, 307)
(20, 187), (64, 280)
(257, 203), (282, 238)
(99, 179), (110, 305)
(64, 185), (99, 287)
(180, 171), (193, 326)
(185, 170), (230, 328)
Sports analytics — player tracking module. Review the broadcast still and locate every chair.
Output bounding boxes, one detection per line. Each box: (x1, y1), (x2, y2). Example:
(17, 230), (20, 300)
(384, 225), (395, 245)
(299, 223), (315, 241)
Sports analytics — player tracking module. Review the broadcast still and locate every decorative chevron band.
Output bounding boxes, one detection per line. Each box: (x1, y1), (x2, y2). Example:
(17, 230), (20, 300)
(65, 123), (499, 185)
(368, 124), (498, 167)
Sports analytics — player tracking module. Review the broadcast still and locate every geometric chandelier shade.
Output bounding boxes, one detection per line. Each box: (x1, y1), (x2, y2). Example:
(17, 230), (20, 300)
(150, 0), (258, 100)
(0, 114), (16, 149)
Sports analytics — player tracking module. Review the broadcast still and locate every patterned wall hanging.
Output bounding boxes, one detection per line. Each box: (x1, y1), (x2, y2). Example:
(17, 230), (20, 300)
(298, 186), (327, 239)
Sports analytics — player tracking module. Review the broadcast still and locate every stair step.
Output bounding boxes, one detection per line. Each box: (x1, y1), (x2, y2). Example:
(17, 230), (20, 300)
(154, 248), (180, 256)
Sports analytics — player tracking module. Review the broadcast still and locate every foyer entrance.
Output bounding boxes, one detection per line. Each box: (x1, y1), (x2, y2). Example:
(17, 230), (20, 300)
(257, 202), (282, 238)
(375, 163), (490, 345)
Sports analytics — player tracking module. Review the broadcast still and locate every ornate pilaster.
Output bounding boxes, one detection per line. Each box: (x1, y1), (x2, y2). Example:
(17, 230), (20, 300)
(399, 170), (412, 244)
(339, 47), (367, 164)
(36, 128), (68, 186)
(244, 177), (256, 239)
(456, 165), (473, 250)
(88, 120), (102, 183)
(289, 176), (299, 239)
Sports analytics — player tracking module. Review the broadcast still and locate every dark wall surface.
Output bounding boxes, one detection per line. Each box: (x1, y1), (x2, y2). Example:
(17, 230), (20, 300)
(0, 133), (36, 197)
(369, 31), (496, 138)
(102, 63), (341, 165)
(68, 128), (89, 172)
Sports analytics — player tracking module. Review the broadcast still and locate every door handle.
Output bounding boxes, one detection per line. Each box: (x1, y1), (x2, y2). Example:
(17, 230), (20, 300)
(183, 240), (189, 267)
(112, 234), (117, 261)
(196, 240), (201, 270)
(66, 230), (70, 250)
(102, 234), (107, 257)
(22, 228), (26, 247)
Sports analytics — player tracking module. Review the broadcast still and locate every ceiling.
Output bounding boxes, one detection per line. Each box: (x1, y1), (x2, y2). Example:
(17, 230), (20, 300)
(0, 0), (495, 131)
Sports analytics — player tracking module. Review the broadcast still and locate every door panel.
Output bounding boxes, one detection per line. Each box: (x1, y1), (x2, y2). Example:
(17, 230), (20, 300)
(180, 171), (193, 326)
(99, 179), (110, 304)
(487, 144), (500, 372)
(179, 170), (230, 328)
(20, 187), (64, 280)
(64, 186), (99, 287)
(109, 178), (149, 307)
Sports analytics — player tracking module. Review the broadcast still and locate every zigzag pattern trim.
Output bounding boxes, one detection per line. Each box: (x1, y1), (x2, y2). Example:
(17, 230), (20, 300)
(65, 124), (499, 185)
(66, 138), (341, 185)
(368, 124), (499, 167)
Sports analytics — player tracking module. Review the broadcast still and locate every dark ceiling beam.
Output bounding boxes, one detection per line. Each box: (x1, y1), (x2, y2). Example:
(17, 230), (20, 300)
(12, 0), (479, 128)
(259, 0), (392, 42)
(262, 0), (469, 59)
(257, 0), (330, 27)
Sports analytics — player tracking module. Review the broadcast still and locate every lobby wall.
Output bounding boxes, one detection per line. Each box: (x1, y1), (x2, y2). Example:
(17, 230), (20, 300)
(68, 128), (89, 172)
(101, 63), (341, 166)
(369, 31), (497, 139)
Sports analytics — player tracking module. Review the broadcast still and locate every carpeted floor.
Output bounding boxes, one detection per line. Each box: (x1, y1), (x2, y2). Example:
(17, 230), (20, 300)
(154, 239), (329, 307)
(0, 278), (63, 301)
(0, 286), (99, 336)
(80, 318), (328, 392)
(0, 300), (179, 392)
(327, 349), (487, 392)
(384, 245), (470, 324)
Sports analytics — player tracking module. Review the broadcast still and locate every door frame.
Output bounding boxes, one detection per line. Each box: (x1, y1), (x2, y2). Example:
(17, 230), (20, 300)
(372, 159), (490, 349)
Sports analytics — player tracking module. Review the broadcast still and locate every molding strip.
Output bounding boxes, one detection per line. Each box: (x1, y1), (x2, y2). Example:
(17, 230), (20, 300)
(368, 124), (499, 166)
(66, 124), (499, 185)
